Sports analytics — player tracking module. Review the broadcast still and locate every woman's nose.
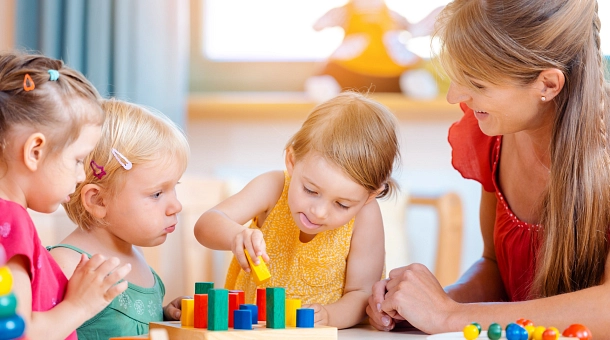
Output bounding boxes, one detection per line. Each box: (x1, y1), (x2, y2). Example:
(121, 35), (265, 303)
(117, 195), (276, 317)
(446, 82), (471, 104)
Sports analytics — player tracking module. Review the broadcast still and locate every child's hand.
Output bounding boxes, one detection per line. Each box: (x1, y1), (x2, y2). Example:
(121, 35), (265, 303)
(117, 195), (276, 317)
(63, 254), (131, 319)
(232, 228), (269, 272)
(164, 295), (191, 321)
(302, 303), (329, 326)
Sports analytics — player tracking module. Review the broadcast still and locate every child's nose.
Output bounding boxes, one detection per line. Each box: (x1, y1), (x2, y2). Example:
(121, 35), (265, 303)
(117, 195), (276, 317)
(446, 82), (471, 104)
(167, 194), (182, 215)
(310, 201), (328, 219)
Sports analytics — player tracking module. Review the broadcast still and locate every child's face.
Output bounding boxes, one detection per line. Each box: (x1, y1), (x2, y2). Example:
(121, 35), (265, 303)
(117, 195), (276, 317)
(102, 157), (183, 247)
(30, 124), (101, 213)
(286, 151), (374, 235)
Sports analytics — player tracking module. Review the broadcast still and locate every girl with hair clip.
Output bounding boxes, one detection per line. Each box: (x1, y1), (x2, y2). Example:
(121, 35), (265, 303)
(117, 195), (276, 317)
(195, 91), (400, 329)
(48, 98), (190, 339)
(0, 52), (132, 340)
(367, 0), (610, 336)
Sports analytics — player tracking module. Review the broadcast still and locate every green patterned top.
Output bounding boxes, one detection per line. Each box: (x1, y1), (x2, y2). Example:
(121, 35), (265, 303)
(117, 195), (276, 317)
(47, 244), (165, 340)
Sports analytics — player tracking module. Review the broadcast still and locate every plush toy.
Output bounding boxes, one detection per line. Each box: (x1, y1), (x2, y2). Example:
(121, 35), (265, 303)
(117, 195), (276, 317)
(305, 0), (445, 101)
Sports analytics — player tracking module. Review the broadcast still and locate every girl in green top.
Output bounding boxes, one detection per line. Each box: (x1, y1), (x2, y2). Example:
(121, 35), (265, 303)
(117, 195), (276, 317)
(49, 98), (190, 340)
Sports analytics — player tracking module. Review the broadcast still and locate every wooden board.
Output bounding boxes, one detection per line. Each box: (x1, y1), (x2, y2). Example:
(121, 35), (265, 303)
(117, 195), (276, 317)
(149, 321), (338, 340)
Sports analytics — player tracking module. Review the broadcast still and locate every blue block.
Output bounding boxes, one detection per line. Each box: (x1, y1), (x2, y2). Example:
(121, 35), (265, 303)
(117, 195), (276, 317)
(233, 310), (253, 330)
(296, 308), (314, 328)
(239, 304), (259, 324)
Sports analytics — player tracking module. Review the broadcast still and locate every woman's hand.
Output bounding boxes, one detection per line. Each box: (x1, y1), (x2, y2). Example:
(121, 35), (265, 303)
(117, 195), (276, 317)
(380, 263), (460, 334)
(232, 228), (269, 272)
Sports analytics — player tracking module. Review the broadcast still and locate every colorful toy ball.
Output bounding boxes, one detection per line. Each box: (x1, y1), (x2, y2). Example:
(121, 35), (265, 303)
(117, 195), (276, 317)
(506, 323), (528, 340)
(542, 327), (559, 340)
(471, 322), (482, 334)
(463, 324), (480, 340)
(562, 324), (592, 340)
(516, 318), (534, 327)
(487, 323), (502, 340)
(533, 326), (547, 340)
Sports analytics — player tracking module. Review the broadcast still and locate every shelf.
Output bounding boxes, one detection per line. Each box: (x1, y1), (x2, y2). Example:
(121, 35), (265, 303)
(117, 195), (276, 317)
(188, 92), (462, 122)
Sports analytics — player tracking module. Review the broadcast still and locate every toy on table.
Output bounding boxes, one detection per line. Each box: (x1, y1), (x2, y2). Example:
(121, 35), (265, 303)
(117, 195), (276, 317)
(305, 0), (446, 102)
(150, 282), (336, 339)
(0, 244), (26, 340)
(462, 319), (592, 340)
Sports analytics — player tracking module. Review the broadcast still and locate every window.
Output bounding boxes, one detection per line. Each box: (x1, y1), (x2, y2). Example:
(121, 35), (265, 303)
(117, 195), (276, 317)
(203, 0), (452, 61)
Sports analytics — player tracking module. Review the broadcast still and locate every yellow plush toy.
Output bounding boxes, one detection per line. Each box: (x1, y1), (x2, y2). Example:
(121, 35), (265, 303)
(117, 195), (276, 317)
(306, 0), (444, 101)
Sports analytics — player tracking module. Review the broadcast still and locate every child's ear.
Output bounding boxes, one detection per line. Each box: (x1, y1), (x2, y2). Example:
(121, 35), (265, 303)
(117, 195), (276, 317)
(23, 132), (46, 172)
(81, 184), (107, 218)
(285, 147), (296, 176)
(365, 184), (387, 204)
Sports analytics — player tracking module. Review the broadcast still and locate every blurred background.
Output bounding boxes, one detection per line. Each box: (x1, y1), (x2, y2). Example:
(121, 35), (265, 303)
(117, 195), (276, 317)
(1, 0), (609, 304)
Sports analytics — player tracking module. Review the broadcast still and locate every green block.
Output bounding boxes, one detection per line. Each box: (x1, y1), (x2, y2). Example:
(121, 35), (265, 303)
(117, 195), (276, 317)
(208, 288), (228, 331)
(195, 282), (214, 295)
(266, 287), (285, 329)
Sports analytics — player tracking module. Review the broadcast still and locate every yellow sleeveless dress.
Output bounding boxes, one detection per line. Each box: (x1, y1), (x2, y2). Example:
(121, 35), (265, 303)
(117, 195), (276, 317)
(225, 172), (355, 305)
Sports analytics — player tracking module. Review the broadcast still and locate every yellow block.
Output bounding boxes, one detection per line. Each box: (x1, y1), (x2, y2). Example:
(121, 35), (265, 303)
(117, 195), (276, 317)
(285, 299), (301, 327)
(244, 251), (271, 285)
(181, 298), (194, 327)
(0, 266), (12, 296)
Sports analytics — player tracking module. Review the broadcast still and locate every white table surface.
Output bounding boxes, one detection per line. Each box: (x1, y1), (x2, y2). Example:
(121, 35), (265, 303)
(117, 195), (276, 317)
(339, 325), (428, 339)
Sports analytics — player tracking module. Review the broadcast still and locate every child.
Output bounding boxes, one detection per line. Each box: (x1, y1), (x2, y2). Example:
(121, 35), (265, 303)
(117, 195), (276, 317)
(48, 98), (190, 339)
(0, 52), (132, 340)
(194, 91), (400, 329)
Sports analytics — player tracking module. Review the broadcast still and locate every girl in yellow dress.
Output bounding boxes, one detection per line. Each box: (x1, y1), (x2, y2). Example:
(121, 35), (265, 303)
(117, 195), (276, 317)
(195, 92), (400, 329)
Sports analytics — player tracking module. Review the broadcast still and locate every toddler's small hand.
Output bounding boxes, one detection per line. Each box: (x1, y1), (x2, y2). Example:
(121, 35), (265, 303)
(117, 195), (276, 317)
(232, 228), (269, 272)
(64, 253), (131, 319)
(164, 295), (191, 321)
(302, 303), (329, 326)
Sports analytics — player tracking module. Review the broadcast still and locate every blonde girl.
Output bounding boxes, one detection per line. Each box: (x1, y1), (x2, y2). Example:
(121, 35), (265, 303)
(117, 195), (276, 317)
(195, 92), (400, 329)
(0, 52), (131, 340)
(49, 99), (190, 339)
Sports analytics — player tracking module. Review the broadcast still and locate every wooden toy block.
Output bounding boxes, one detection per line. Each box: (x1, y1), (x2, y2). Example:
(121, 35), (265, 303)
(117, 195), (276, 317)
(244, 251), (271, 285)
(266, 287), (285, 329)
(228, 292), (239, 328)
(195, 282), (214, 295)
(285, 298), (301, 327)
(233, 310), (253, 330)
(256, 288), (266, 321)
(296, 308), (315, 328)
(181, 298), (194, 327)
(228, 290), (245, 306)
(194, 294), (208, 328)
(208, 289), (229, 331)
(239, 304), (258, 324)
(149, 321), (338, 339)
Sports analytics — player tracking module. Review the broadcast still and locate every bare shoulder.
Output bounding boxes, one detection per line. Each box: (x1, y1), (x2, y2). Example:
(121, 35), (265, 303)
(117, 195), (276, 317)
(241, 170), (286, 206)
(48, 246), (83, 279)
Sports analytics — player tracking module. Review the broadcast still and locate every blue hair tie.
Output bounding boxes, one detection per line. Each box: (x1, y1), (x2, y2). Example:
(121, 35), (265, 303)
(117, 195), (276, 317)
(48, 70), (59, 81)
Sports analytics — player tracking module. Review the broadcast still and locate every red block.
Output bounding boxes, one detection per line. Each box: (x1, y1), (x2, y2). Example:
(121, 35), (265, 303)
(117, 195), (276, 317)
(228, 293), (240, 328)
(229, 290), (245, 306)
(256, 288), (266, 321)
(194, 294), (208, 328)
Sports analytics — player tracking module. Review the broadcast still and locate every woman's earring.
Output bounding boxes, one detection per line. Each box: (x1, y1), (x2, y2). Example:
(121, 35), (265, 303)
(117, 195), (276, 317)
(541, 96), (546, 102)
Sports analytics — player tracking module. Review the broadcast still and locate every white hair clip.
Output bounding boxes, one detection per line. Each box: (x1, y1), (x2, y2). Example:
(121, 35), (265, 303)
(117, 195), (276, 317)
(111, 148), (132, 170)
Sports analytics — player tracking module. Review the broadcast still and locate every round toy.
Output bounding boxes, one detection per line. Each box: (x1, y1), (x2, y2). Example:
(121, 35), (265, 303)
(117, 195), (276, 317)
(463, 324), (479, 340)
(487, 323), (502, 340)
(562, 324), (592, 340)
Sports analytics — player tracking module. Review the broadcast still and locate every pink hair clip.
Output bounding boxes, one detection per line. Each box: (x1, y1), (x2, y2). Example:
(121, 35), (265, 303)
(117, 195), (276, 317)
(90, 160), (106, 179)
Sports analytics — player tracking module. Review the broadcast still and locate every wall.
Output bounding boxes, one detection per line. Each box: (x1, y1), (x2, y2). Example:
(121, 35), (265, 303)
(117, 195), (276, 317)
(0, 0), (15, 51)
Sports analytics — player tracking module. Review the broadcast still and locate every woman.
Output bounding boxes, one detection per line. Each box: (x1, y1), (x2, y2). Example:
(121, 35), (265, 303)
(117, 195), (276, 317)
(367, 0), (610, 335)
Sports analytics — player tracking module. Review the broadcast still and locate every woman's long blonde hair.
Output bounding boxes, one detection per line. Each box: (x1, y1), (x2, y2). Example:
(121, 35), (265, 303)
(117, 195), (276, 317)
(435, 0), (610, 297)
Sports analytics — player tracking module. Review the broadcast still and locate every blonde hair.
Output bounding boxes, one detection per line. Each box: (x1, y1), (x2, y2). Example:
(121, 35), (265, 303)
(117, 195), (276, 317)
(286, 92), (400, 198)
(64, 98), (190, 229)
(435, 0), (610, 297)
(0, 52), (103, 162)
